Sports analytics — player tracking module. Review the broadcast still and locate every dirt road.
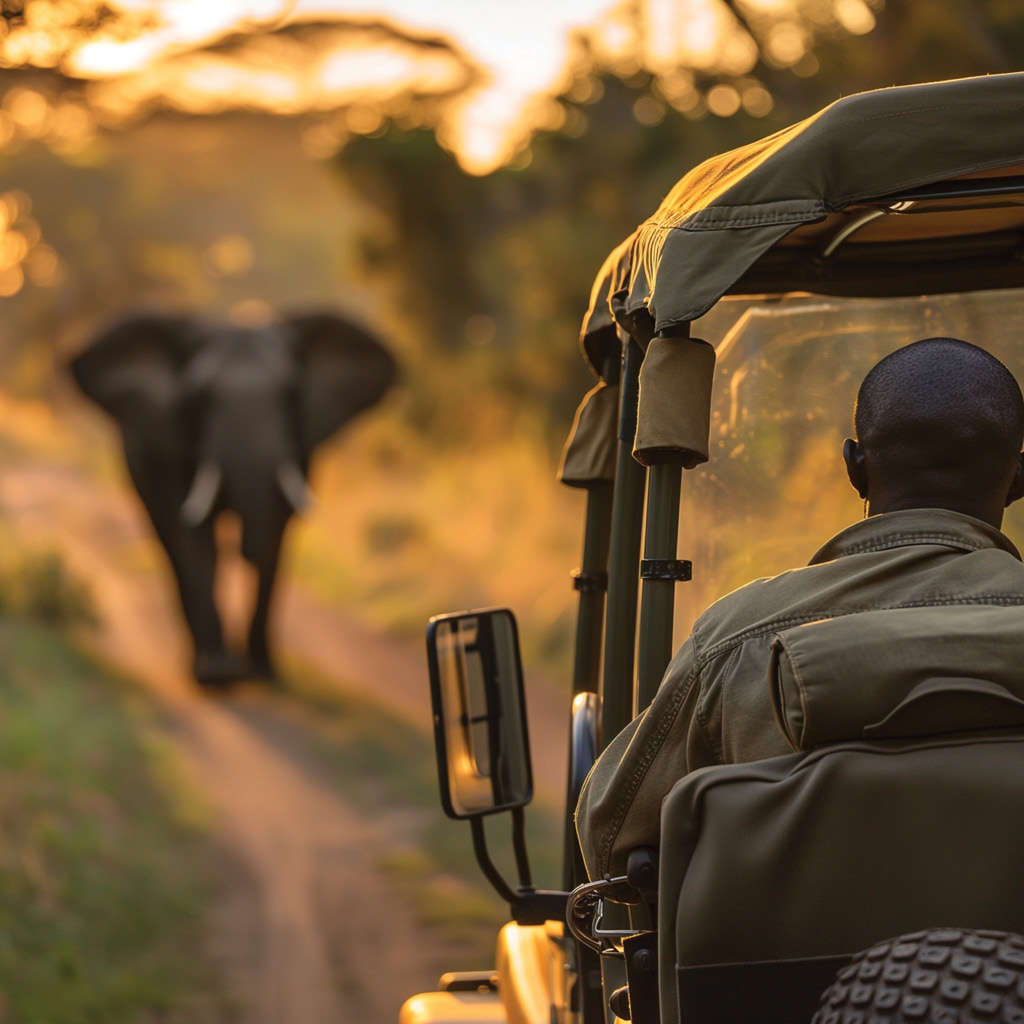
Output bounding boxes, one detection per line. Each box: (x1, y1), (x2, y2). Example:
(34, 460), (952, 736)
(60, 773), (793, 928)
(0, 456), (569, 1024)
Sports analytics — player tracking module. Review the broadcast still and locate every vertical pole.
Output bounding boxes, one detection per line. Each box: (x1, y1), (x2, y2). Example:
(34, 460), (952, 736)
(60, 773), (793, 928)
(599, 335), (647, 749)
(635, 462), (682, 712)
(634, 324), (691, 713)
(569, 484), (614, 699)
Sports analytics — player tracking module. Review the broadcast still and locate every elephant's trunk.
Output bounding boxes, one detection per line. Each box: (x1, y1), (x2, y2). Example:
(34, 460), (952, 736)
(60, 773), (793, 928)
(276, 461), (312, 515)
(180, 460), (224, 527)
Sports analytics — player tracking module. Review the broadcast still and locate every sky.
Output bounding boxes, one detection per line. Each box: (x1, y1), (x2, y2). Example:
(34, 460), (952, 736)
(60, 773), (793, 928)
(305, 0), (627, 168)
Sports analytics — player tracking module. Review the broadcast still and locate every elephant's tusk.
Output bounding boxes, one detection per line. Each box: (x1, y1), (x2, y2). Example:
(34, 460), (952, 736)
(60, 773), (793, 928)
(180, 460), (223, 527)
(277, 461), (312, 514)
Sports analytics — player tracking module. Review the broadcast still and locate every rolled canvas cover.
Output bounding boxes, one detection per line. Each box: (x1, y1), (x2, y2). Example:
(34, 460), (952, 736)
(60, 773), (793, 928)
(632, 336), (715, 467)
(557, 382), (619, 487)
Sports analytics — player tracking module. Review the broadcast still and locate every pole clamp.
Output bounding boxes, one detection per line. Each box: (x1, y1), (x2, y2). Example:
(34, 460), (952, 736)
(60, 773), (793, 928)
(571, 569), (608, 593)
(640, 559), (692, 582)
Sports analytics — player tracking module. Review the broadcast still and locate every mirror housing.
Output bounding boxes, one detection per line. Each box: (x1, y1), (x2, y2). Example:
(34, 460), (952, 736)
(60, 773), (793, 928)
(426, 608), (533, 819)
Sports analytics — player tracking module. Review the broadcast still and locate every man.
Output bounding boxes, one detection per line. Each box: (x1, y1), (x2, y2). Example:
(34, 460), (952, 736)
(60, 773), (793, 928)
(576, 337), (1024, 883)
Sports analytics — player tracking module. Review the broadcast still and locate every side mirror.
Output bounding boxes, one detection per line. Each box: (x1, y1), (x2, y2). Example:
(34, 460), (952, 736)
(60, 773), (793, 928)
(426, 608), (533, 819)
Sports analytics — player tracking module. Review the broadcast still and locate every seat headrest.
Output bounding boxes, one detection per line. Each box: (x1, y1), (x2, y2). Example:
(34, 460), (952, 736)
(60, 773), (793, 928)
(769, 605), (1024, 749)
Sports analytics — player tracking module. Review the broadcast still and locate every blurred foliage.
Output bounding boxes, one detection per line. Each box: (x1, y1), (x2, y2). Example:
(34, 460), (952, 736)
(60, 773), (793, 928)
(0, 545), (96, 626)
(0, 113), (380, 401)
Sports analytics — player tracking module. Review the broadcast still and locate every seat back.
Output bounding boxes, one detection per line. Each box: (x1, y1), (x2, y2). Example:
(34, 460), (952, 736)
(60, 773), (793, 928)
(657, 732), (1024, 1024)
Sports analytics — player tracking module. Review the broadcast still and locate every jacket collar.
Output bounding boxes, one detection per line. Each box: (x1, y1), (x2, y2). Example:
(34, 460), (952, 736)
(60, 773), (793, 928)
(808, 508), (1022, 566)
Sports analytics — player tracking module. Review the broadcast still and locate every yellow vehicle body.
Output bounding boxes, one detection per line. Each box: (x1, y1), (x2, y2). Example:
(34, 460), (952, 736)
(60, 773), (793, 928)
(400, 922), (571, 1024)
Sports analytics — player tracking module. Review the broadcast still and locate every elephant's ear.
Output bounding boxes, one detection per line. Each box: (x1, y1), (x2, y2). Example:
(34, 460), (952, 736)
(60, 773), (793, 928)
(70, 314), (195, 421)
(288, 313), (397, 455)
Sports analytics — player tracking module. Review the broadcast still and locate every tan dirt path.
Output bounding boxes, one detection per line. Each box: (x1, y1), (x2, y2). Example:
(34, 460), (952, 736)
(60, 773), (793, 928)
(0, 456), (569, 1024)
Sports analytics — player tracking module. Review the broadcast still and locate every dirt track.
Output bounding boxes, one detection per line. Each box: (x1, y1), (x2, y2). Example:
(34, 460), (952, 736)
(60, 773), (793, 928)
(0, 456), (569, 1024)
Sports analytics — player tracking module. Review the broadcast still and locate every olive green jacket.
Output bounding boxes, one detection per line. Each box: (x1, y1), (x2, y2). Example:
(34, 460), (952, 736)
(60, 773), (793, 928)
(575, 508), (1024, 882)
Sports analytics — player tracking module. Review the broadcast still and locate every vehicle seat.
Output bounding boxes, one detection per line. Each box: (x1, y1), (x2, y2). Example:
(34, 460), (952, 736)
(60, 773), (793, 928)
(655, 607), (1024, 1024)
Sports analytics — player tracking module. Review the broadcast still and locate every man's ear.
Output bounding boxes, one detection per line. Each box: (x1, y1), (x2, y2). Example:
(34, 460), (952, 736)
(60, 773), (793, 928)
(1005, 452), (1024, 507)
(843, 437), (868, 499)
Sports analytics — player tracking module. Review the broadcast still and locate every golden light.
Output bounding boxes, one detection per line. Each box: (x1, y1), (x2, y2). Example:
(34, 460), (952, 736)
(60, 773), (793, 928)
(645, 0), (685, 73)
(201, 236), (255, 278)
(833, 0), (876, 35)
(740, 0), (796, 11)
(0, 186), (57, 296)
(25, 244), (61, 285)
(766, 21), (807, 65)
(0, 265), (24, 297)
(633, 94), (666, 126)
(71, 37), (165, 77)
(0, 0), (878, 173)
(345, 105), (383, 133)
(706, 82), (741, 116)
(5, 88), (52, 137)
(741, 82), (774, 116)
(667, 0), (723, 70)
(0, 230), (29, 269)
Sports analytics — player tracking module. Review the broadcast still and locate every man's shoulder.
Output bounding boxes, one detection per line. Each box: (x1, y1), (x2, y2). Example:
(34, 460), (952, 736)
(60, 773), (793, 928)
(691, 565), (822, 653)
(691, 517), (1024, 653)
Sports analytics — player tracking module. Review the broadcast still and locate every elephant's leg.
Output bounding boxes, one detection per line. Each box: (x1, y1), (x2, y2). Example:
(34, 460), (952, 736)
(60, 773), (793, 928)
(176, 521), (249, 686)
(244, 524), (286, 683)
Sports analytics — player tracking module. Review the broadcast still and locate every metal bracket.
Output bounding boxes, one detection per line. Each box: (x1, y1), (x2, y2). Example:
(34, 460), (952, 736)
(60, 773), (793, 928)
(572, 569), (609, 593)
(566, 876), (642, 956)
(639, 559), (692, 582)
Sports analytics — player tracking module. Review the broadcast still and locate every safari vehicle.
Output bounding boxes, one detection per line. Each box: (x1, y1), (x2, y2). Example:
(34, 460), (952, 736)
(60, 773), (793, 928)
(401, 73), (1024, 1024)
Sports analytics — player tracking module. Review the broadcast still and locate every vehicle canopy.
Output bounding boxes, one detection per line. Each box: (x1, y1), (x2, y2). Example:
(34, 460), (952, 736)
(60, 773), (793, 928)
(581, 72), (1024, 375)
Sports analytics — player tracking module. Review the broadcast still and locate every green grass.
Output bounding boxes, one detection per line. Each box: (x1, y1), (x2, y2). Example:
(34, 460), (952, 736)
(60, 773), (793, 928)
(0, 617), (228, 1024)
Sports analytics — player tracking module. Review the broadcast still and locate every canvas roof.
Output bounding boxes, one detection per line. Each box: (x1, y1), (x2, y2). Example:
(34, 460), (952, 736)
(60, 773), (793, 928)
(581, 72), (1024, 362)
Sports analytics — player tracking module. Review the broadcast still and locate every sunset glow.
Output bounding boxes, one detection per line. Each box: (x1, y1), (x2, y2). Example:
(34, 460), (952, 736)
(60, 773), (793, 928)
(0, 0), (877, 172)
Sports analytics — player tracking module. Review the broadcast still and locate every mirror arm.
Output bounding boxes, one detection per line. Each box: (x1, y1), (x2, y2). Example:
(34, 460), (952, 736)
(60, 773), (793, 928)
(470, 816), (520, 905)
(469, 816), (569, 925)
(512, 806), (533, 889)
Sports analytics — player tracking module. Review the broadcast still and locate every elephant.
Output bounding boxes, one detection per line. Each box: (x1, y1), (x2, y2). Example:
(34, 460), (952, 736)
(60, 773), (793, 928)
(71, 311), (396, 687)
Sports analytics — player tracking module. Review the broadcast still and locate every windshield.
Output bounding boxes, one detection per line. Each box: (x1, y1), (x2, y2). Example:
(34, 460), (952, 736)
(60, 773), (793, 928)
(673, 287), (1024, 642)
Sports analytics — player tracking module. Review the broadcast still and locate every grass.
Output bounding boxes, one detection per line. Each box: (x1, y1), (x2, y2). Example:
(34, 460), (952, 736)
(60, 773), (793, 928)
(0, 617), (229, 1024)
(289, 411), (587, 688)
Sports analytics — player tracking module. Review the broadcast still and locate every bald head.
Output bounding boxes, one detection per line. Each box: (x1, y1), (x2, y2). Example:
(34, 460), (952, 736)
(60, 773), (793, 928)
(845, 337), (1024, 527)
